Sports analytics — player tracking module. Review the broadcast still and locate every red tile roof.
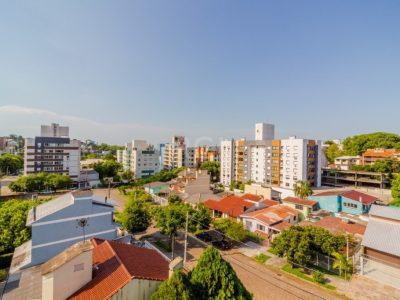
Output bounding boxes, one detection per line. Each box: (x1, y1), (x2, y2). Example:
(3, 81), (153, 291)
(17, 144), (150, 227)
(204, 194), (277, 218)
(241, 205), (299, 225)
(313, 190), (377, 205)
(70, 239), (169, 300)
(271, 221), (292, 232)
(300, 216), (366, 236)
(282, 197), (317, 207)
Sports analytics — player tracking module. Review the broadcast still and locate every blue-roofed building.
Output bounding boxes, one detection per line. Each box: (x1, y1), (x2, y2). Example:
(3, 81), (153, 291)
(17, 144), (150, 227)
(309, 190), (377, 215)
(11, 190), (118, 271)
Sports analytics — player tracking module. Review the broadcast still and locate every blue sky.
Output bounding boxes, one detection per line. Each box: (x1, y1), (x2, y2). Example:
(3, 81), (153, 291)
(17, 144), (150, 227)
(0, 1), (399, 145)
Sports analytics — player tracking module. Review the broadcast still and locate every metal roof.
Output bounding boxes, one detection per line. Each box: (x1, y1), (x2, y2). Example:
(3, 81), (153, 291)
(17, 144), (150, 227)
(369, 205), (400, 221)
(362, 219), (400, 257)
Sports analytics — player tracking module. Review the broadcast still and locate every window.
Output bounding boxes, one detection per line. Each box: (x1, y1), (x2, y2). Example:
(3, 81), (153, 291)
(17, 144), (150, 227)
(74, 263), (85, 272)
(256, 224), (265, 231)
(295, 204), (303, 210)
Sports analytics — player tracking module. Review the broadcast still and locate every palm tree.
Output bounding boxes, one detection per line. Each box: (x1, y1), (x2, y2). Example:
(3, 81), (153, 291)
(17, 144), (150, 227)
(332, 251), (353, 280)
(294, 180), (313, 199)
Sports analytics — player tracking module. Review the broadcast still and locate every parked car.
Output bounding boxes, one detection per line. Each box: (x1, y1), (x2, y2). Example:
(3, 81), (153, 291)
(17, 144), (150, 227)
(196, 232), (213, 243)
(212, 239), (233, 250)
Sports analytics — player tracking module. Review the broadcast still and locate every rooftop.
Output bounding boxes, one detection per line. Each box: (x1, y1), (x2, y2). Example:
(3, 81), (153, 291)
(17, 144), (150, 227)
(70, 239), (170, 299)
(312, 190), (378, 205)
(362, 219), (400, 257)
(282, 196), (317, 207)
(363, 148), (400, 157)
(369, 205), (400, 221)
(241, 205), (299, 225)
(204, 193), (274, 218)
(300, 216), (366, 236)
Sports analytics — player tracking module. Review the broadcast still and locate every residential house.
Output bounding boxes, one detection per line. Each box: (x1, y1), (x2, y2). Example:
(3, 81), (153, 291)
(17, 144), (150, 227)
(204, 193), (278, 221)
(10, 190), (118, 271)
(3, 239), (175, 300)
(362, 148), (400, 165)
(334, 156), (361, 170)
(362, 205), (400, 266)
(360, 205), (400, 288)
(281, 197), (317, 219)
(241, 205), (300, 239)
(300, 216), (366, 240)
(309, 190), (377, 215)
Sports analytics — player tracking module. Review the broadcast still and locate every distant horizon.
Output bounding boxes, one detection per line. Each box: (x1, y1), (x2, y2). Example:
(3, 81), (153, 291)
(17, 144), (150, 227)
(1, 2), (399, 145)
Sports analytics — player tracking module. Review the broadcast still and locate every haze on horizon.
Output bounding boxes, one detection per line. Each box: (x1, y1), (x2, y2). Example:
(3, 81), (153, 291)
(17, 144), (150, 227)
(1, 1), (399, 145)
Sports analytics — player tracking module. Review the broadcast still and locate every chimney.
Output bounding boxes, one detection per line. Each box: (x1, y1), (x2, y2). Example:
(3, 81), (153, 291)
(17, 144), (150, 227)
(169, 256), (183, 278)
(359, 196), (362, 203)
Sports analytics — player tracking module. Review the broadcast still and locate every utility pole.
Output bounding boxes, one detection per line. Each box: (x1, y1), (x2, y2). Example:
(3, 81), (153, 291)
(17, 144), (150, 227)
(183, 210), (189, 264)
(346, 233), (349, 260)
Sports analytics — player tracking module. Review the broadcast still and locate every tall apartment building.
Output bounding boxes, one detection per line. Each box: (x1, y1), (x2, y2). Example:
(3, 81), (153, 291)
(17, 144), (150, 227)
(220, 140), (235, 186)
(220, 123), (322, 189)
(186, 146), (220, 168)
(24, 124), (81, 180)
(117, 140), (160, 179)
(162, 136), (186, 170)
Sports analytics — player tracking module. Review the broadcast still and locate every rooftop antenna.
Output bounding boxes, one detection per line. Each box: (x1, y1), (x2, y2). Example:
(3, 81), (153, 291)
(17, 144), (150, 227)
(77, 218), (89, 241)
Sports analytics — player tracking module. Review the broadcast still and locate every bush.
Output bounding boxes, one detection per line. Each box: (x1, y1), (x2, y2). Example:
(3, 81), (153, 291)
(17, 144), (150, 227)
(254, 253), (270, 264)
(312, 270), (325, 284)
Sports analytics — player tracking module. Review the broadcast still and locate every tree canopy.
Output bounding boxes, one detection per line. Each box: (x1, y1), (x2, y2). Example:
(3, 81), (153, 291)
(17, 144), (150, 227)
(293, 180), (313, 199)
(0, 154), (23, 175)
(190, 246), (252, 300)
(271, 225), (347, 265)
(342, 132), (400, 156)
(200, 161), (220, 183)
(150, 270), (192, 300)
(391, 174), (400, 207)
(118, 197), (151, 233)
(0, 199), (48, 252)
(324, 143), (343, 164)
(93, 160), (122, 180)
(213, 218), (247, 241)
(9, 173), (72, 192)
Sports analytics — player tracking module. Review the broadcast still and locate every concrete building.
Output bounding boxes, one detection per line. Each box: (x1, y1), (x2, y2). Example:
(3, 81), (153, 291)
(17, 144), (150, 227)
(362, 148), (400, 165)
(24, 123), (81, 180)
(185, 147), (196, 168)
(281, 197), (317, 219)
(243, 140), (273, 184)
(117, 140), (160, 179)
(309, 190), (377, 215)
(220, 139), (235, 186)
(10, 191), (118, 271)
(189, 145), (220, 168)
(162, 136), (186, 170)
(255, 122), (275, 141)
(334, 155), (361, 170)
(0, 137), (18, 155)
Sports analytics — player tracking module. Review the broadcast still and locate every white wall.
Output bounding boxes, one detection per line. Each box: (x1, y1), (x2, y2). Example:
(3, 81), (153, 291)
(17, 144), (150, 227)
(220, 140), (234, 186)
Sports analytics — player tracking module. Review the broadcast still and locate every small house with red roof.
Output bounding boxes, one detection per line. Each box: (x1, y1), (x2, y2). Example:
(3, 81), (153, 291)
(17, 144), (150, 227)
(281, 197), (317, 219)
(240, 205), (300, 239)
(309, 190), (377, 215)
(204, 193), (279, 221)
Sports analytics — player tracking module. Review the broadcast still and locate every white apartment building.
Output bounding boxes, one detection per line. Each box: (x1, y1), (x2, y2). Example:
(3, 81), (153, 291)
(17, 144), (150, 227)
(24, 124), (81, 180)
(243, 140), (273, 184)
(185, 147), (196, 168)
(255, 123), (275, 141)
(117, 140), (160, 179)
(162, 136), (186, 170)
(279, 137), (322, 188)
(220, 139), (235, 186)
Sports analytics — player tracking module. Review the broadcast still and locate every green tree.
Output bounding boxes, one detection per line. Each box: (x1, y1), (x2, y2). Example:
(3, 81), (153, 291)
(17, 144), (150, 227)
(94, 160), (122, 179)
(168, 195), (183, 205)
(119, 198), (151, 233)
(44, 174), (72, 191)
(0, 154), (23, 175)
(150, 270), (192, 300)
(391, 174), (400, 206)
(332, 251), (353, 279)
(153, 203), (188, 257)
(200, 161), (220, 183)
(293, 180), (313, 199)
(324, 143), (343, 163)
(190, 246), (252, 300)
(121, 169), (134, 182)
(342, 132), (400, 156)
(213, 219), (247, 241)
(189, 203), (212, 233)
(0, 199), (46, 252)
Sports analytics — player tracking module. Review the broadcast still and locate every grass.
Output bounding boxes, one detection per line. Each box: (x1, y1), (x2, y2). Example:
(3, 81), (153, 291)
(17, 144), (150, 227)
(154, 240), (172, 252)
(282, 264), (336, 291)
(254, 253), (271, 264)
